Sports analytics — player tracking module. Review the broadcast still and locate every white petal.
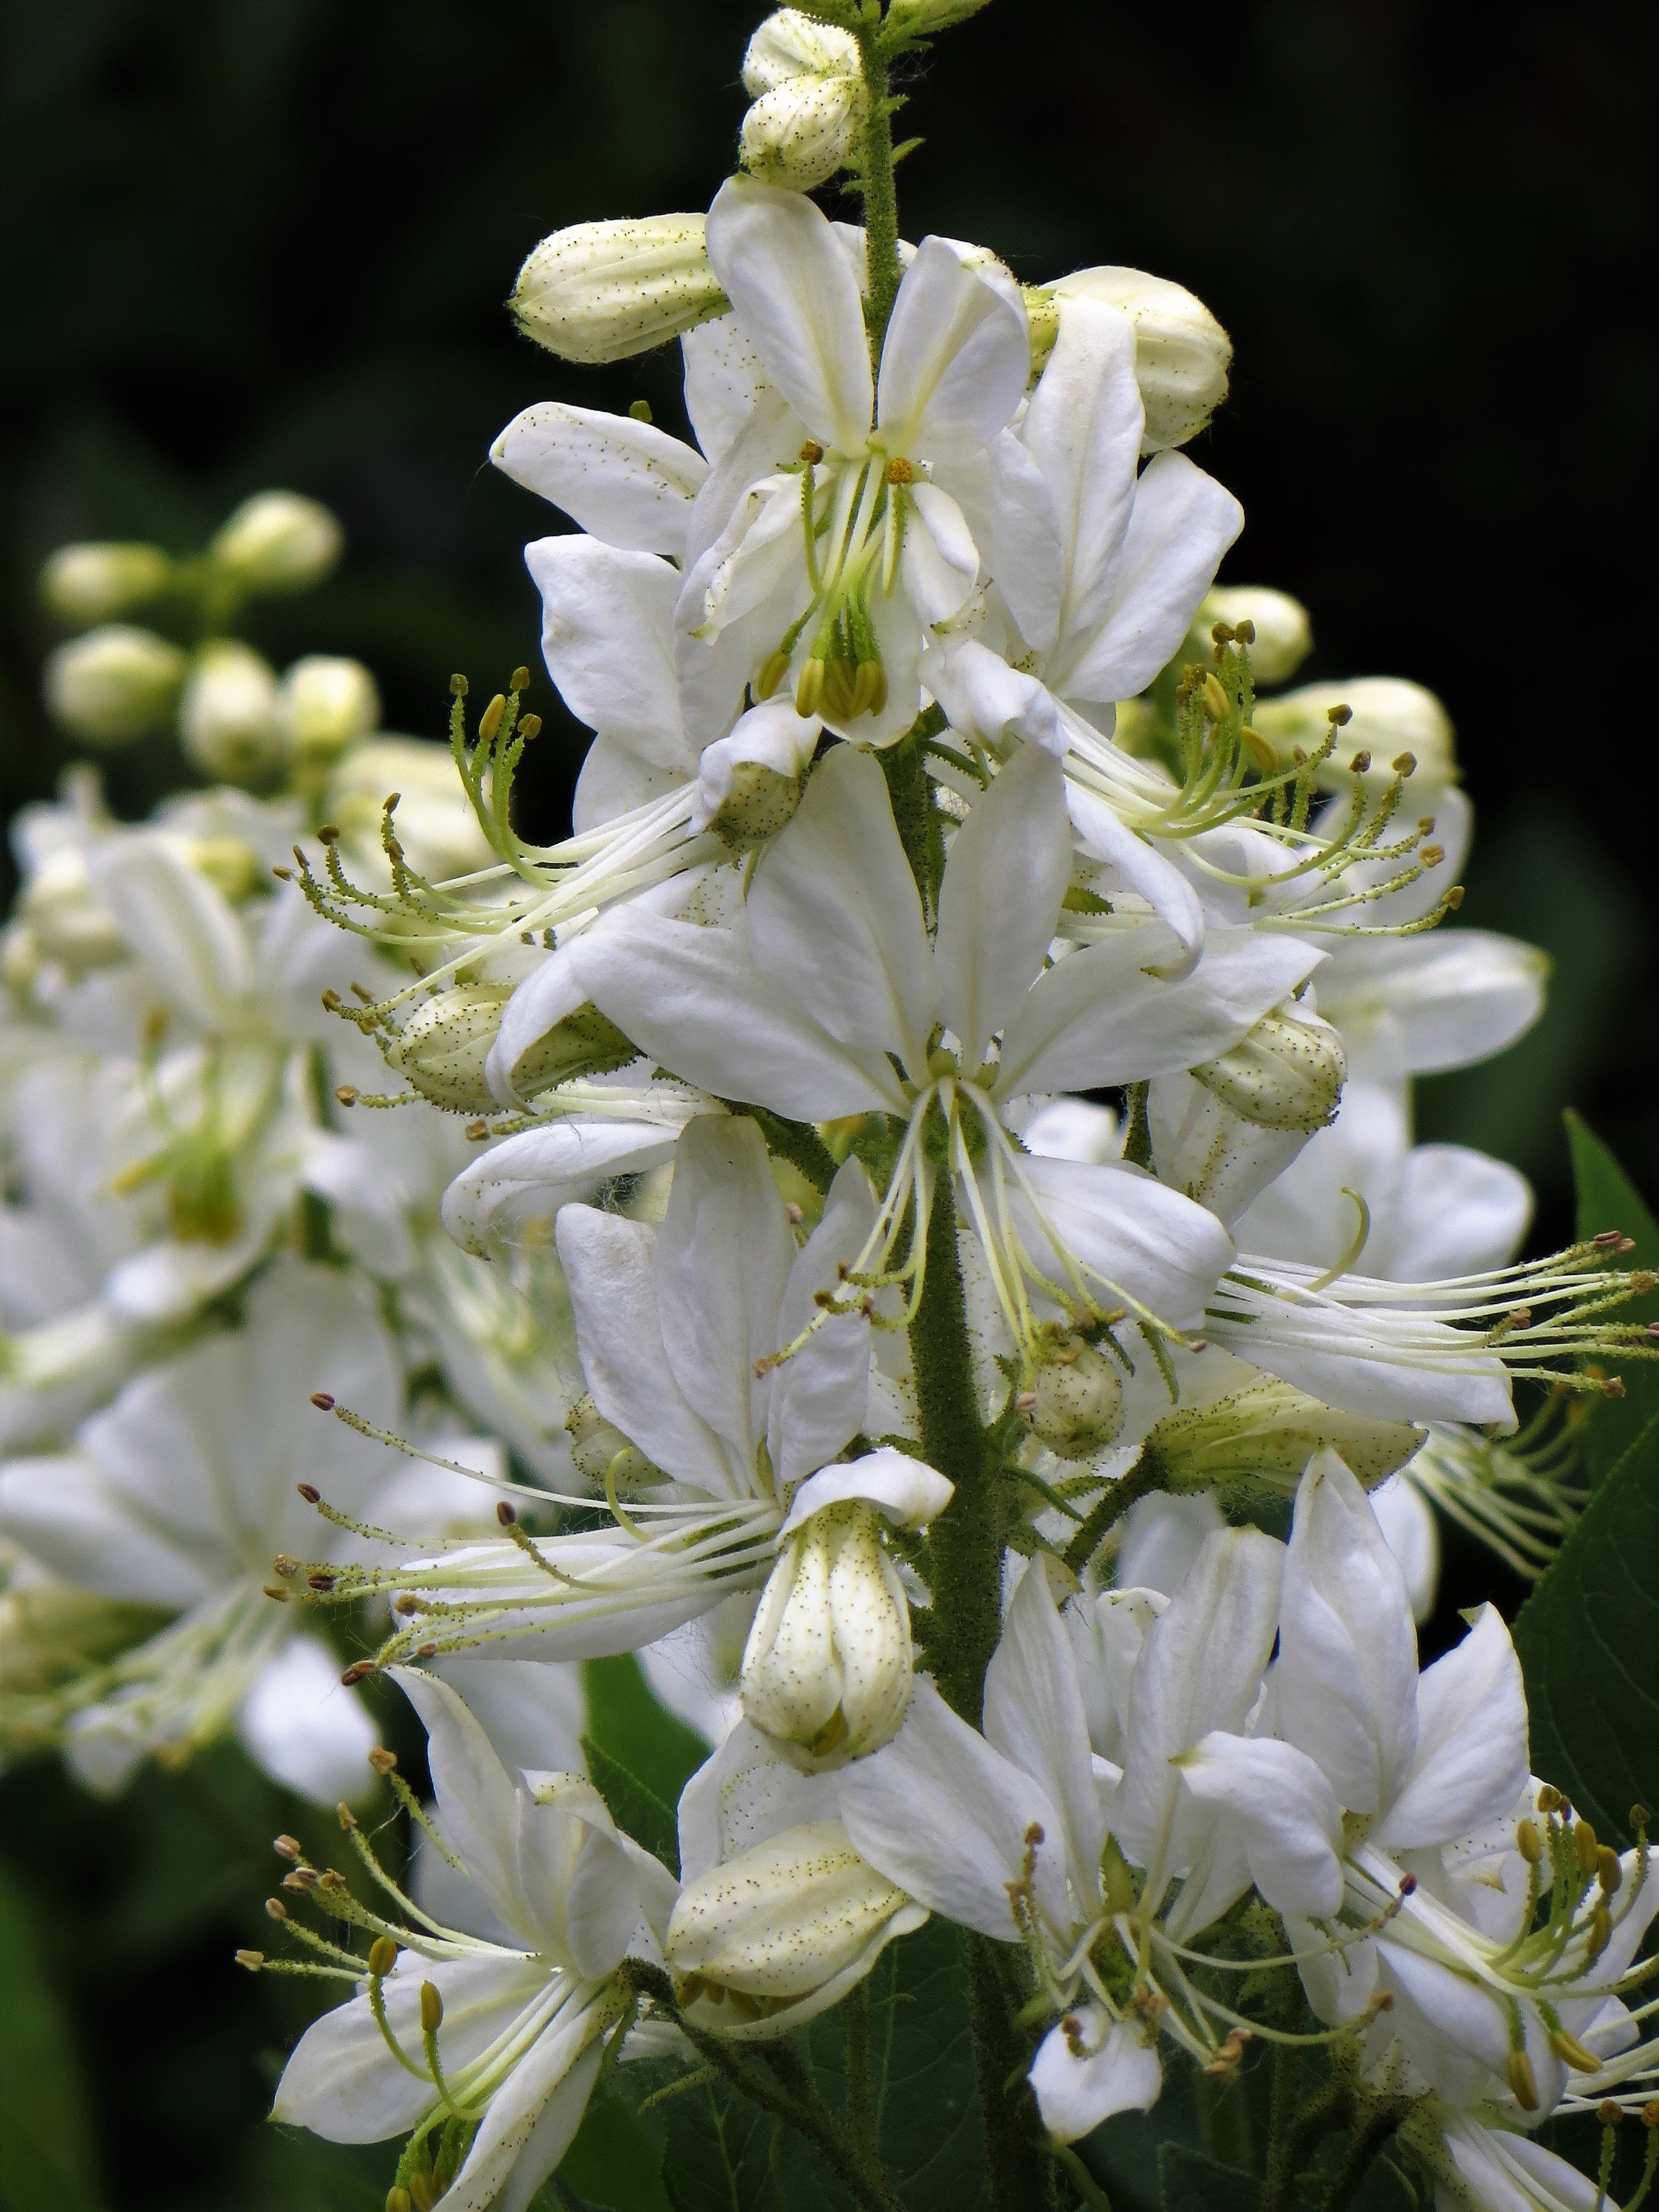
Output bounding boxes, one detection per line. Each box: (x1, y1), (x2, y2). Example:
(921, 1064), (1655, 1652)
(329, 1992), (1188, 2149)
(1030, 2010), (1161, 2144)
(780, 1448), (953, 1536)
(555, 1205), (737, 1497)
(682, 312), (769, 467)
(477, 2034), (605, 2212)
(90, 833), (251, 1030)
(570, 909), (904, 1118)
(441, 1121), (684, 1257)
(935, 742), (1071, 1068)
(525, 537), (691, 769)
(1177, 1733), (1345, 1921)
(1054, 451), (1243, 709)
(237, 1637), (378, 1804)
(1320, 930), (1548, 1081)
(1063, 778), (1208, 972)
(1380, 1145), (1533, 1280)
(838, 1675), (1067, 1940)
(1112, 1527), (1284, 1901)
(984, 1565), (1107, 1901)
(938, 431), (1062, 655)
(1368, 1472), (1440, 1625)
(689, 697), (820, 833)
(1373, 1604), (1529, 1849)
(1019, 299), (1144, 667)
(572, 734), (688, 832)
(1274, 1450), (1420, 1817)
(655, 1115), (794, 1477)
(493, 403), (707, 555)
(749, 745), (936, 1077)
(1114, 1492), (1224, 1600)
(899, 481), (980, 625)
(678, 1717), (844, 1884)
(995, 922), (1322, 1100)
(929, 636), (1066, 757)
(876, 235), (1029, 461)
(767, 1157), (879, 1492)
(1002, 1156), (1233, 1329)
(393, 1666), (536, 1940)
(0, 1451), (211, 1606)
(705, 176), (872, 452)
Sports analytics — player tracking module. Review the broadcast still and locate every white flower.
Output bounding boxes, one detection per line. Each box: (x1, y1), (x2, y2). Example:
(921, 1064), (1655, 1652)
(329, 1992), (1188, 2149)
(271, 1667), (675, 2212)
(1432, 2111), (1616, 2212)
(1041, 265), (1233, 453)
(567, 737), (1315, 1384)
(0, 1261), (495, 1797)
(510, 213), (728, 365)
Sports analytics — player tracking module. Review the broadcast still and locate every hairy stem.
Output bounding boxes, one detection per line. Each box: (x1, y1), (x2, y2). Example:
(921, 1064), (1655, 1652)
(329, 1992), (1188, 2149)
(1262, 2038), (1303, 2212)
(1316, 2098), (1417, 2212)
(965, 1934), (1055, 2212)
(878, 716), (947, 925)
(843, 1979), (879, 2178)
(853, 22), (901, 353)
(1060, 1448), (1166, 1577)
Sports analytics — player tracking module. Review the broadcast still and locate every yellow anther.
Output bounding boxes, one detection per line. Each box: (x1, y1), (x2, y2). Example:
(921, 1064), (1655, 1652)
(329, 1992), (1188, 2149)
(1576, 1819), (1600, 1872)
(1240, 725), (1277, 770)
(368, 1936), (399, 1977)
(884, 456), (915, 484)
(1587, 1902), (1613, 1961)
(420, 1981), (444, 2033)
(1201, 672), (1231, 722)
(850, 660), (882, 717)
(478, 693), (507, 742)
(795, 658), (825, 718)
(799, 440), (825, 465)
(1599, 1846), (1623, 1893)
(756, 649), (791, 700)
(1516, 1818), (1543, 1863)
(235, 1949), (264, 1971)
(1550, 2027), (1603, 2073)
(628, 399), (653, 422)
(1507, 2049), (1540, 2111)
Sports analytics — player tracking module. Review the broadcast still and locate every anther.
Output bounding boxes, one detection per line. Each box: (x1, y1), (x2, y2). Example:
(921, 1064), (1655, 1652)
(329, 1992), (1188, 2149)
(298, 1483), (321, 1504)
(1632, 1803), (1652, 1830)
(416, 1643), (438, 1659)
(464, 1119), (489, 1140)
(1538, 1785), (1565, 1812)
(307, 1572), (336, 1591)
(394, 1594), (421, 1616)
(785, 1202), (804, 1225)
(496, 1500), (517, 1526)
(271, 864), (292, 881)
(756, 649), (791, 700)
(273, 1555), (300, 1578)
(1024, 1824), (1045, 1848)
(1392, 751), (1417, 774)
(1587, 1902), (1613, 1960)
(274, 1834), (303, 1860)
(1201, 673), (1231, 722)
(262, 1583), (290, 1602)
(510, 666), (530, 693)
(388, 2187), (413, 2212)
(1211, 621), (1235, 645)
(310, 1392), (336, 1411)
(850, 660), (882, 718)
(1328, 703), (1354, 725)
(1516, 1818), (1543, 1863)
(420, 1981), (444, 2034)
(1599, 2102), (1623, 2127)
(1507, 2049), (1540, 2111)
(799, 440), (824, 465)
(337, 1801), (358, 1830)
(317, 823), (340, 844)
(368, 1746), (397, 1775)
(519, 713), (541, 740)
(1594, 1230), (1629, 1249)
(884, 456), (914, 484)
(1576, 1819), (1601, 1872)
(236, 1949), (264, 1971)
(1550, 2027), (1604, 2073)
(795, 658), (825, 718)
(478, 694), (507, 742)
(628, 399), (653, 422)
(321, 989), (343, 1013)
(1234, 618), (1256, 644)
(368, 1936), (399, 1977)
(341, 1660), (376, 1686)
(334, 1086), (358, 1109)
(1445, 886), (1465, 909)
(1420, 843), (1443, 867)
(283, 1868), (318, 1892)
(1349, 749), (1373, 774)
(265, 1896), (288, 1921)
(1644, 2101), (1659, 2129)
(1397, 1872), (1418, 1896)
(450, 674), (469, 697)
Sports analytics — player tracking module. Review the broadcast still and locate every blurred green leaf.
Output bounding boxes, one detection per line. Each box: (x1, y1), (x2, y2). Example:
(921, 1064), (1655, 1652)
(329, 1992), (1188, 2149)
(1514, 1405), (1659, 1849)
(1157, 2142), (1261, 2211)
(0, 1859), (102, 2212)
(555, 2091), (672, 2212)
(581, 1655), (708, 1876)
(1566, 1111), (1659, 1479)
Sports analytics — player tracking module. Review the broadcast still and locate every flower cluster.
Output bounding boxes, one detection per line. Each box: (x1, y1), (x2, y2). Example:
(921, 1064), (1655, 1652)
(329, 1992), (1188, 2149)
(4, 8), (1653, 2212)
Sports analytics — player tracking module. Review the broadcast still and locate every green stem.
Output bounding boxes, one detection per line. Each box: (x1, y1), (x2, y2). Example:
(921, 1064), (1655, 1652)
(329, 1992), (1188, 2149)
(1315, 2098), (1417, 2212)
(1262, 2038), (1303, 2212)
(844, 1979), (879, 2178)
(1261, 2076), (1355, 2212)
(964, 1935), (1055, 2212)
(853, 22), (901, 353)
(878, 717), (947, 925)
(1060, 1449), (1166, 1577)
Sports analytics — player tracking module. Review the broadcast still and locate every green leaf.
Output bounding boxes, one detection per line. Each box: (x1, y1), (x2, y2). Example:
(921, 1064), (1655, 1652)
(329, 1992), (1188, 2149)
(555, 2092), (672, 2212)
(1566, 1111), (1659, 1479)
(0, 1859), (103, 2212)
(581, 1655), (709, 1875)
(1157, 2142), (1262, 2212)
(1514, 1404), (1659, 1849)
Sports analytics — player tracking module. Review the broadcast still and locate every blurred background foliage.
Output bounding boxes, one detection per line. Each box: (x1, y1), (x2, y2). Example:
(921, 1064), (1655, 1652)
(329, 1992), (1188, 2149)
(1, 1), (1656, 2206)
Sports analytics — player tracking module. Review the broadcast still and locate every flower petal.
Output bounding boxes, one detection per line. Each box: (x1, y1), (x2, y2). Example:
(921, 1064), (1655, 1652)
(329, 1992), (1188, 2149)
(237, 1636), (378, 1804)
(935, 741), (1071, 1069)
(1373, 1603), (1529, 1850)
(1029, 2010), (1162, 2143)
(779, 1447), (952, 1537)
(525, 537), (691, 769)
(984, 1564), (1107, 1901)
(442, 1121), (685, 1256)
(1177, 1731), (1345, 1921)
(493, 403), (707, 555)
(876, 235), (1029, 461)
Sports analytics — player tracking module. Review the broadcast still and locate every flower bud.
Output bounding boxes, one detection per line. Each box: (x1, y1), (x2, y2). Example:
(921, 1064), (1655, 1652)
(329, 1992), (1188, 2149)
(209, 492), (343, 596)
(1041, 268), (1231, 451)
(564, 1394), (659, 1490)
(1190, 1005), (1346, 1134)
(740, 1501), (912, 1766)
(1192, 586), (1313, 687)
(1251, 678), (1457, 789)
(666, 1819), (921, 2002)
(1024, 1338), (1126, 1460)
(386, 989), (635, 1113)
(17, 850), (127, 972)
(44, 625), (186, 745)
(278, 655), (380, 772)
(186, 837), (266, 905)
(511, 215), (729, 366)
(1143, 1374), (1423, 1501)
(178, 640), (283, 783)
(739, 14), (866, 191)
(40, 542), (171, 625)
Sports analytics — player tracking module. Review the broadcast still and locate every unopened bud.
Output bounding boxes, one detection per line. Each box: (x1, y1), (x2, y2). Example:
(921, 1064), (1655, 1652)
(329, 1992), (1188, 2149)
(1252, 677), (1457, 790)
(383, 985), (513, 1113)
(1040, 267), (1231, 451)
(740, 1502), (913, 1766)
(1024, 1339), (1126, 1460)
(210, 492), (343, 596)
(17, 849), (127, 971)
(740, 14), (867, 191)
(179, 640), (283, 782)
(1507, 2048), (1540, 2111)
(564, 1394), (659, 1490)
(44, 624), (186, 745)
(1144, 1378), (1422, 1501)
(278, 655), (380, 771)
(512, 214), (728, 365)
(1190, 1004), (1346, 1134)
(41, 541), (172, 624)
(1192, 587), (1312, 686)
(665, 1819), (920, 1999)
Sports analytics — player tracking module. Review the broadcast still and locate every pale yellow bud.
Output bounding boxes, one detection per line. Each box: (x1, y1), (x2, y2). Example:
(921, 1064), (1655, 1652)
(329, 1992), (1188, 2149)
(1251, 678), (1457, 789)
(1190, 1005), (1346, 1134)
(324, 737), (494, 883)
(385, 988), (635, 1113)
(1024, 1339), (1126, 1460)
(705, 754), (811, 851)
(185, 837), (265, 905)
(209, 493), (343, 596)
(511, 215), (729, 366)
(740, 76), (867, 191)
(17, 851), (127, 972)
(178, 640), (283, 783)
(1144, 1374), (1423, 1501)
(665, 1819), (920, 1998)
(44, 625), (186, 745)
(564, 1394), (659, 1490)
(742, 11), (860, 93)
(740, 1502), (912, 1766)
(278, 655), (380, 770)
(40, 542), (171, 625)
(1193, 587), (1313, 686)
(1047, 267), (1232, 451)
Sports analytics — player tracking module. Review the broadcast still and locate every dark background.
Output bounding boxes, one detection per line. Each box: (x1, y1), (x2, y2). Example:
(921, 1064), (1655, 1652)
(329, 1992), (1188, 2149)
(1, 3), (1655, 2206)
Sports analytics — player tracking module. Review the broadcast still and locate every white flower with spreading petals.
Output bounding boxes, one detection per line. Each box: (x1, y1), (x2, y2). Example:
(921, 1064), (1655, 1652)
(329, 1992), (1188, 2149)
(272, 1667), (676, 2212)
(0, 1260), (495, 1798)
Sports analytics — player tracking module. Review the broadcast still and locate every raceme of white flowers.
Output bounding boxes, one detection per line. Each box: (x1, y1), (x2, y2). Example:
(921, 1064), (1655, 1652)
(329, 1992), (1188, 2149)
(4, 8), (1655, 2212)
